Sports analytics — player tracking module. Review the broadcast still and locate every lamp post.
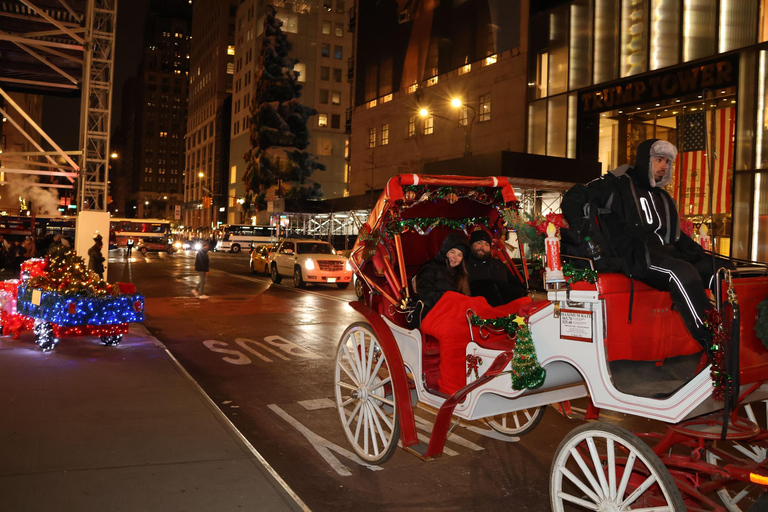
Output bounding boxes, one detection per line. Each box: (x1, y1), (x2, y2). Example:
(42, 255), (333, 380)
(419, 99), (477, 157)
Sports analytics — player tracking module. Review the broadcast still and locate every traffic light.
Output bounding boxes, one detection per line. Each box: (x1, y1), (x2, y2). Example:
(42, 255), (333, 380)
(202, 196), (212, 208)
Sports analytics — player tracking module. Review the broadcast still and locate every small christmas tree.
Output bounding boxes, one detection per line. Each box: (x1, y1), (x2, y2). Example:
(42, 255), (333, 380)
(510, 324), (546, 390)
(29, 246), (115, 296)
(243, 5), (325, 212)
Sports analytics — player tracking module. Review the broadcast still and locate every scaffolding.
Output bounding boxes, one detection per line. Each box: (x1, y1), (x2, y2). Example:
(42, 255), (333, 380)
(0, 0), (117, 212)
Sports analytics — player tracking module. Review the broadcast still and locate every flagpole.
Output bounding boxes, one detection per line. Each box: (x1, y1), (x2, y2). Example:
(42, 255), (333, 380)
(702, 89), (718, 282)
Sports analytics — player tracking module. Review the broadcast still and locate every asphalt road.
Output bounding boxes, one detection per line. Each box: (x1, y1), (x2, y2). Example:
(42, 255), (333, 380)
(107, 248), (663, 512)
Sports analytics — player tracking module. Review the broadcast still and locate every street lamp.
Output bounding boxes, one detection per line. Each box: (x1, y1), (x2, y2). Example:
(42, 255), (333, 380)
(110, 152), (118, 159)
(198, 171), (204, 178)
(450, 98), (476, 156)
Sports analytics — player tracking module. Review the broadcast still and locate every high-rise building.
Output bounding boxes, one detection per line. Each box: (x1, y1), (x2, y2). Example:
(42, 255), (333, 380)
(124, 0), (192, 221)
(228, 0), (352, 225)
(184, 0), (239, 232)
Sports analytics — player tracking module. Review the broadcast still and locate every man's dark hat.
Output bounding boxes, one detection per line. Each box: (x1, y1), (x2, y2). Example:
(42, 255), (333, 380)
(469, 229), (492, 245)
(93, 234), (103, 242)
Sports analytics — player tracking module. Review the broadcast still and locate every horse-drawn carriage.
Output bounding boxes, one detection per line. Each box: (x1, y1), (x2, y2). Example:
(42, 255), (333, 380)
(334, 174), (768, 510)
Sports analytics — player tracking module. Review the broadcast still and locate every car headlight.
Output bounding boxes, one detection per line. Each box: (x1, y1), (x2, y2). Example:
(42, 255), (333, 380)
(304, 259), (315, 271)
(194, 242), (202, 251)
(174, 242), (182, 249)
(345, 260), (352, 272)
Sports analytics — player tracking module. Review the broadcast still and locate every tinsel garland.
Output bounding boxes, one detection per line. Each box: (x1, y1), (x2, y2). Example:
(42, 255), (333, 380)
(706, 308), (729, 401)
(755, 296), (768, 351)
(17, 285), (145, 326)
(562, 262), (598, 284)
(400, 185), (516, 208)
(469, 313), (546, 390)
(387, 216), (491, 237)
(356, 224), (380, 259)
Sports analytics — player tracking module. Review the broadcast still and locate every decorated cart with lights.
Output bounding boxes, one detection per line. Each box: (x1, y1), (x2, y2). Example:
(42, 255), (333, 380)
(336, 173), (768, 510)
(0, 255), (144, 351)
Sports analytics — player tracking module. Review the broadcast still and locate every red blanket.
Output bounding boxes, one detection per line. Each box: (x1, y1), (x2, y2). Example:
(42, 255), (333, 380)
(421, 291), (532, 394)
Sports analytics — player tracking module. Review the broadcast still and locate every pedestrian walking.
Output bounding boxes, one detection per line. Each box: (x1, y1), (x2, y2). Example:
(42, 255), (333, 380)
(193, 240), (210, 299)
(88, 234), (105, 280)
(126, 237), (134, 257)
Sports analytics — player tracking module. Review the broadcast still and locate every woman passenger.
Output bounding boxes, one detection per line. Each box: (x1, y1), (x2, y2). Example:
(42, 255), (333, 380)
(415, 232), (470, 321)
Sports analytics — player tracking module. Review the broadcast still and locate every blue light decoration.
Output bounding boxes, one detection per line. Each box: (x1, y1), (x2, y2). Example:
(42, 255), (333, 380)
(16, 285), (145, 326)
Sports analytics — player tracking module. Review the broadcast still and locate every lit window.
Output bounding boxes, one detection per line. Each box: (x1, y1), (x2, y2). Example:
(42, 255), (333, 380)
(331, 91), (341, 105)
(227, 45), (235, 56)
(483, 54), (497, 66)
(322, 21), (331, 35)
(227, 62), (234, 74)
(380, 93), (392, 103)
(458, 64), (471, 75)
(405, 83), (418, 94)
(423, 114), (433, 135)
(323, 0), (332, 12)
(381, 124), (389, 145)
(160, 131), (168, 137)
(335, 23), (343, 37)
(479, 94), (491, 122)
(368, 127), (376, 148)
(426, 76), (438, 86)
(408, 116), (416, 137)
(318, 113), (328, 127)
(294, 62), (306, 82)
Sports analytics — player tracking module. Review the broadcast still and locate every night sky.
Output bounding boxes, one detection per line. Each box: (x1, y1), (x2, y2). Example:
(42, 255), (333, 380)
(42, 0), (149, 151)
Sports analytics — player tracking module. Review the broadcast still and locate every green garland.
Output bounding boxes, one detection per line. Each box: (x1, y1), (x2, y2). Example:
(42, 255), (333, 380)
(755, 296), (768, 352)
(387, 216), (491, 236)
(401, 185), (513, 207)
(469, 313), (522, 336)
(562, 261), (598, 284)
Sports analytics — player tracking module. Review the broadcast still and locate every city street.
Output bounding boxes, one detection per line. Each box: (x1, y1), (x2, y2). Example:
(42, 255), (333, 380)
(107, 248), (661, 512)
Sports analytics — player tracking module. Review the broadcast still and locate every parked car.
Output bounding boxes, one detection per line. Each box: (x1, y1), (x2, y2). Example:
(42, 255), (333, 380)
(136, 238), (175, 255)
(249, 244), (274, 275)
(269, 239), (353, 289)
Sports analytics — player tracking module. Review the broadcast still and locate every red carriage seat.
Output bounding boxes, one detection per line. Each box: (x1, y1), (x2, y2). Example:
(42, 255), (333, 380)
(595, 273), (702, 362)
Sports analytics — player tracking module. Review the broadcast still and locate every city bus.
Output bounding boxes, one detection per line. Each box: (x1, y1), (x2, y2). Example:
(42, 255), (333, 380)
(216, 224), (276, 253)
(110, 218), (173, 254)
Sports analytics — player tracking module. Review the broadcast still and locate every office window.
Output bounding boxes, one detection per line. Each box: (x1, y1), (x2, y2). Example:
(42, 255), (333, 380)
(381, 124), (389, 145)
(683, 0), (717, 62)
(319, 89), (329, 104)
(294, 62), (306, 82)
(569, 0), (593, 88)
(318, 113), (328, 127)
(335, 23), (344, 37)
(324, 0), (332, 12)
(331, 91), (341, 105)
(322, 20), (331, 35)
(336, 0), (345, 13)
(320, 66), (330, 81)
(479, 94), (491, 122)
(719, 1), (758, 52)
(331, 114), (341, 129)
(334, 45), (343, 60)
(408, 116), (416, 137)
(333, 68), (342, 82)
(423, 114), (433, 135)
(368, 127), (376, 148)
(650, 0), (680, 70)
(594, 0), (620, 83)
(321, 43), (330, 58)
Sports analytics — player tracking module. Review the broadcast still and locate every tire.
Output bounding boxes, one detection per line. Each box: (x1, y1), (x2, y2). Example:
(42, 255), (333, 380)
(336, 282), (350, 289)
(485, 406), (545, 437)
(334, 322), (400, 464)
(354, 277), (364, 299)
(705, 400), (768, 511)
(551, 422), (685, 511)
(263, 264), (269, 276)
(100, 334), (122, 346)
(34, 320), (58, 351)
(249, 259), (256, 273)
(139, 247), (148, 255)
(293, 266), (306, 288)
(231, 244), (241, 253)
(270, 264), (282, 284)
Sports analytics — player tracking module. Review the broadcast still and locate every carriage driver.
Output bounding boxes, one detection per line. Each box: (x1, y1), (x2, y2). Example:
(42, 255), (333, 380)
(561, 138), (734, 353)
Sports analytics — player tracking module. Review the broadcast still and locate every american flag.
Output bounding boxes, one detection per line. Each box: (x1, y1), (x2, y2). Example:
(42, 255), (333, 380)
(670, 108), (734, 215)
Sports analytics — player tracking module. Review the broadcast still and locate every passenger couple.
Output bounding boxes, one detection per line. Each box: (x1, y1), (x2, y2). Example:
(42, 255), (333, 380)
(415, 229), (530, 395)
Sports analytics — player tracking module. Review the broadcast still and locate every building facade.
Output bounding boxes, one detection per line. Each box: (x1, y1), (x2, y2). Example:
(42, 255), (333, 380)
(227, 0), (352, 226)
(348, 1), (533, 199)
(184, 0), (239, 231)
(125, 0), (192, 221)
(528, 0), (768, 261)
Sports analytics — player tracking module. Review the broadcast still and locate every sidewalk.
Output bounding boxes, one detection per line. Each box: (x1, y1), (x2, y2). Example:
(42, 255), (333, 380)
(0, 324), (309, 512)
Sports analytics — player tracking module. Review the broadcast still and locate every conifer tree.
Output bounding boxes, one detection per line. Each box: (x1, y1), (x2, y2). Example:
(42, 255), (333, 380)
(243, 5), (324, 211)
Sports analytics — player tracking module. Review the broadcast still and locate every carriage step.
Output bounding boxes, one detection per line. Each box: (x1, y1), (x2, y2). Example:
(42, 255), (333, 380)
(402, 442), (432, 460)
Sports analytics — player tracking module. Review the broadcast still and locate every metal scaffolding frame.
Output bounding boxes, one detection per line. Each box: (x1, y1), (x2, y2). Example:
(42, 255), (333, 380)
(0, 0), (116, 210)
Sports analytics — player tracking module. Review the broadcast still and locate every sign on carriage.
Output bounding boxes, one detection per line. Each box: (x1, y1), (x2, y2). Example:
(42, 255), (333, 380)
(559, 309), (592, 342)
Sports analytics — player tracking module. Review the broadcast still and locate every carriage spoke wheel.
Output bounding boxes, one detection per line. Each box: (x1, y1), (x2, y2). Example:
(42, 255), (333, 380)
(551, 422), (684, 512)
(334, 322), (399, 464)
(486, 406), (545, 437)
(705, 400), (768, 511)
